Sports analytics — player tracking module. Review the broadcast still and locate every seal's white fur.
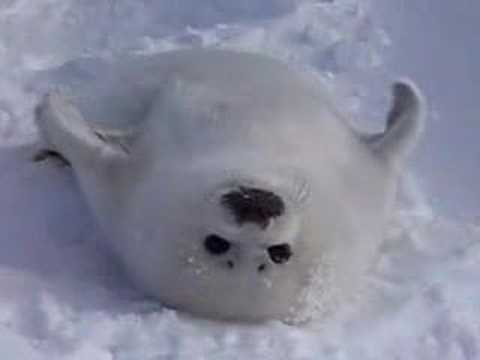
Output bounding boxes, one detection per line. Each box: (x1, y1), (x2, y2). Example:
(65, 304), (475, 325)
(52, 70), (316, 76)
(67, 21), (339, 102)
(35, 49), (426, 323)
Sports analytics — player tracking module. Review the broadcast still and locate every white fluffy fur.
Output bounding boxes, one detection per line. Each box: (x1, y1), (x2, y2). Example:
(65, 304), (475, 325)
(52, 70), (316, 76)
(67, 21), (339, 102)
(35, 49), (425, 323)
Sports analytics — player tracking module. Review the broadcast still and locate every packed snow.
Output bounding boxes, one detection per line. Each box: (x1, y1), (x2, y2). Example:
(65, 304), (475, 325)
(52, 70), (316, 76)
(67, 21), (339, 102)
(0, 0), (478, 359)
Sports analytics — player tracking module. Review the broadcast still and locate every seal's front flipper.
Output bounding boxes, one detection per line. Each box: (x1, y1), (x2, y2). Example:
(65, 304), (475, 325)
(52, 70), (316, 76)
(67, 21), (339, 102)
(35, 93), (130, 170)
(32, 149), (71, 167)
(366, 80), (426, 168)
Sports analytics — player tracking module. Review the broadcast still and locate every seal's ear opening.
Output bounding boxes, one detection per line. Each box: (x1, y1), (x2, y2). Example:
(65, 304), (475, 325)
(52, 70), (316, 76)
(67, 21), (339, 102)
(35, 93), (131, 167)
(365, 80), (426, 167)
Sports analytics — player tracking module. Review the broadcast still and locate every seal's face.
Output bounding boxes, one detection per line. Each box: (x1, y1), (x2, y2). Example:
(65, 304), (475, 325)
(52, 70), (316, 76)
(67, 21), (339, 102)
(119, 160), (323, 322)
(202, 186), (293, 272)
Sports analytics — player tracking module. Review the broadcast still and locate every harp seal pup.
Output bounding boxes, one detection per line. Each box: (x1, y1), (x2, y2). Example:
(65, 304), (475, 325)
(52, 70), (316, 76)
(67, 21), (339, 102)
(35, 49), (426, 324)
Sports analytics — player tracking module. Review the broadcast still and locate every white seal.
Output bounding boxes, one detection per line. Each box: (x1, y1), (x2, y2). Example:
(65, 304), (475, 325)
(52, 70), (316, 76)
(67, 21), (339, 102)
(35, 49), (426, 323)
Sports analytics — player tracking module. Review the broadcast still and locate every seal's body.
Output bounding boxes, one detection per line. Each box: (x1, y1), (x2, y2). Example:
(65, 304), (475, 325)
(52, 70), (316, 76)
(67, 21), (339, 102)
(36, 49), (425, 323)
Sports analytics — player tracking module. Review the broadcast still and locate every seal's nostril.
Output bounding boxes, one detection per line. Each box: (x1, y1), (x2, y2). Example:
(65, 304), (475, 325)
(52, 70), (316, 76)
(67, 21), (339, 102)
(227, 260), (235, 269)
(257, 264), (267, 272)
(267, 244), (292, 264)
(204, 234), (231, 255)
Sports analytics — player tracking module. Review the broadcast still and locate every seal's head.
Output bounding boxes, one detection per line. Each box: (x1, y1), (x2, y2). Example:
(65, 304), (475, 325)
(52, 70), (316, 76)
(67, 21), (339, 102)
(35, 49), (426, 323)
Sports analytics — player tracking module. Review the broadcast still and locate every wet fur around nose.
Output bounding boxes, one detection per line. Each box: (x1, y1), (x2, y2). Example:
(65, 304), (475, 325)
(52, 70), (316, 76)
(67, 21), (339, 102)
(220, 186), (286, 229)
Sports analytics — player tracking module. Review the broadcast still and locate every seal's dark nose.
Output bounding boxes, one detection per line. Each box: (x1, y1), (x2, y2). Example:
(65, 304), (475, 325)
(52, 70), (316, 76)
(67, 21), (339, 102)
(220, 186), (285, 229)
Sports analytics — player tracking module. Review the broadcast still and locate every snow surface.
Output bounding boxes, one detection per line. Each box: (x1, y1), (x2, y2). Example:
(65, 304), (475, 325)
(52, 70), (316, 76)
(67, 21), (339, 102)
(0, 1), (479, 359)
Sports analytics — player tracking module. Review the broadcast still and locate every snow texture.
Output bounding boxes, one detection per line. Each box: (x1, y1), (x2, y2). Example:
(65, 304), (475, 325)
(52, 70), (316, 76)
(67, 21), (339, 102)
(0, 0), (478, 359)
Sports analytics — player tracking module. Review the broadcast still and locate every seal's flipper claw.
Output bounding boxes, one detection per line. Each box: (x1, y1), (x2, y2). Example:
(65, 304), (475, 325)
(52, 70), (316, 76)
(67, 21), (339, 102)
(33, 149), (71, 167)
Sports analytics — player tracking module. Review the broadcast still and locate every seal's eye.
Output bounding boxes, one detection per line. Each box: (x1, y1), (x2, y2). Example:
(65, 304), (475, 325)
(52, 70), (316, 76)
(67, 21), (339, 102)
(204, 234), (231, 255)
(267, 244), (292, 264)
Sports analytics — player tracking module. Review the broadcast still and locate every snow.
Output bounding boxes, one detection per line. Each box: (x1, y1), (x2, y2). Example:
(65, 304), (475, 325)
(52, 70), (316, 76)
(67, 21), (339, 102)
(0, 1), (479, 359)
